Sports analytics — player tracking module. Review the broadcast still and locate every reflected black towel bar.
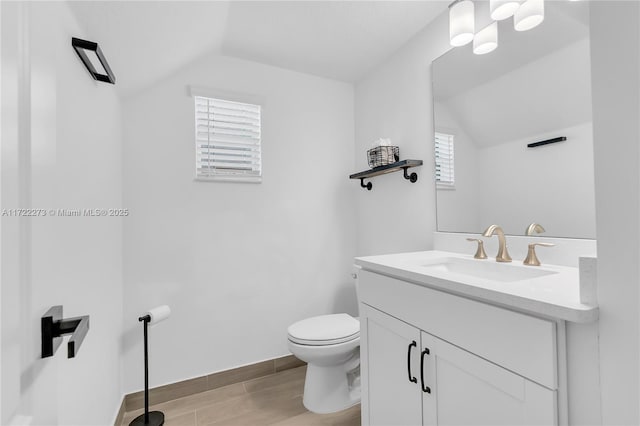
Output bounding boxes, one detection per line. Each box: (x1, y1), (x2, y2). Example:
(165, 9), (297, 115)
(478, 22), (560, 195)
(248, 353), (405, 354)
(527, 136), (567, 148)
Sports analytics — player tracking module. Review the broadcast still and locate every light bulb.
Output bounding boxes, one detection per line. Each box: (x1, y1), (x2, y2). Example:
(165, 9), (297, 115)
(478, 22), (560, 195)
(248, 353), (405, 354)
(490, 0), (522, 21)
(474, 22), (498, 55)
(449, 0), (475, 47)
(514, 0), (544, 31)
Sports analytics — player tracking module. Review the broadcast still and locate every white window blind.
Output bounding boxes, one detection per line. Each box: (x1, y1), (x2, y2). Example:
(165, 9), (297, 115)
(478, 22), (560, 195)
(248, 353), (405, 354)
(435, 132), (455, 188)
(194, 96), (262, 182)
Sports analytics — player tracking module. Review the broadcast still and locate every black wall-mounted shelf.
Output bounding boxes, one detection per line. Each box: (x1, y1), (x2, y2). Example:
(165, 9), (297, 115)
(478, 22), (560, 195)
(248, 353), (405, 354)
(350, 159), (423, 190)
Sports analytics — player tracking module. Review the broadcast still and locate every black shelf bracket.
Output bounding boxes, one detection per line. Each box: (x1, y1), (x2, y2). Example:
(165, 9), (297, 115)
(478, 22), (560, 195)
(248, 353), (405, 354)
(41, 305), (90, 359)
(403, 167), (418, 183)
(360, 178), (372, 191)
(350, 159), (423, 190)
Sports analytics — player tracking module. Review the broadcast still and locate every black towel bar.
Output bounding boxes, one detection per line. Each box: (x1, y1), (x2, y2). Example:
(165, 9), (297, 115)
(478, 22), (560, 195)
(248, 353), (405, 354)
(41, 305), (90, 358)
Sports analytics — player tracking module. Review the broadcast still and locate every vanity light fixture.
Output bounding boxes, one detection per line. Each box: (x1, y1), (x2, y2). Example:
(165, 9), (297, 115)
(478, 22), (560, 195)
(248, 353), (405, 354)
(449, 0), (475, 47)
(449, 0), (545, 53)
(473, 22), (498, 55)
(514, 0), (545, 31)
(71, 37), (116, 84)
(490, 0), (523, 20)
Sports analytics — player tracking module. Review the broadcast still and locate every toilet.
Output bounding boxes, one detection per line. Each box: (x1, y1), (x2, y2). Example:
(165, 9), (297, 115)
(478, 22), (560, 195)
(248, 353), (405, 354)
(287, 313), (361, 414)
(287, 266), (361, 414)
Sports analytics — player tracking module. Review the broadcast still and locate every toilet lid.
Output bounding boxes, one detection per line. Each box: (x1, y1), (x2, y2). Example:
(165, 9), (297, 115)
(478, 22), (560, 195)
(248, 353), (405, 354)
(288, 314), (360, 346)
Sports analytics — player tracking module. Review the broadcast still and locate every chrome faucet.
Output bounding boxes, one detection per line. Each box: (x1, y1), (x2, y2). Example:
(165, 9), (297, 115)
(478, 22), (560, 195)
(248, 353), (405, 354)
(525, 223), (545, 236)
(482, 225), (512, 262)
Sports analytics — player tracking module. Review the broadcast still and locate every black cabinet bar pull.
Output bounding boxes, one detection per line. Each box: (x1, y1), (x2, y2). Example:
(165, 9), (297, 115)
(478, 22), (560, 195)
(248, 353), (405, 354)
(420, 347), (431, 393)
(407, 341), (418, 384)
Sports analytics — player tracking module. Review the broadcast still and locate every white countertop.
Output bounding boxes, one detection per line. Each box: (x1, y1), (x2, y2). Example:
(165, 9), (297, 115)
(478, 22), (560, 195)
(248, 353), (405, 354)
(355, 250), (599, 323)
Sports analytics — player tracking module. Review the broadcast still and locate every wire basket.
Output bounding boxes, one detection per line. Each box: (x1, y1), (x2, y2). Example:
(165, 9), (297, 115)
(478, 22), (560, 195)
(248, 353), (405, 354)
(367, 146), (399, 168)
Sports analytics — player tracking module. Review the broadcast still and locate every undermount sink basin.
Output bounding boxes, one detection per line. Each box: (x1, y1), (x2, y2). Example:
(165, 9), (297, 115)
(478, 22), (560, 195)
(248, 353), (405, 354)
(420, 257), (558, 282)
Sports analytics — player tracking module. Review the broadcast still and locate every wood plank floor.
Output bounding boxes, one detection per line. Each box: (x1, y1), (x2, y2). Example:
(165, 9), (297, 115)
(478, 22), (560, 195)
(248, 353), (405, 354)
(121, 366), (361, 426)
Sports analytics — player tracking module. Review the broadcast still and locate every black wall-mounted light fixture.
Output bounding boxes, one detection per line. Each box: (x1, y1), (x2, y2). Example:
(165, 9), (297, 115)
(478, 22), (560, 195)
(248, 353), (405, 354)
(71, 37), (116, 84)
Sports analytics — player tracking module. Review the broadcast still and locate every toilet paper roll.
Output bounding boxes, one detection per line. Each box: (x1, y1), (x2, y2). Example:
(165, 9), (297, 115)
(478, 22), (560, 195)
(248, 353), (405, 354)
(145, 305), (171, 325)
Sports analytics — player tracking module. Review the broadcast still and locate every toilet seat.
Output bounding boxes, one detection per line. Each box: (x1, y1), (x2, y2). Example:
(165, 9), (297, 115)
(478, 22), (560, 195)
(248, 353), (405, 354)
(288, 314), (360, 346)
(288, 332), (359, 346)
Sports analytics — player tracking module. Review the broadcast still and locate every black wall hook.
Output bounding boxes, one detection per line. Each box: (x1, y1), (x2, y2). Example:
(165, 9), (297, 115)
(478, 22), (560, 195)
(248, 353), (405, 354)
(41, 306), (90, 358)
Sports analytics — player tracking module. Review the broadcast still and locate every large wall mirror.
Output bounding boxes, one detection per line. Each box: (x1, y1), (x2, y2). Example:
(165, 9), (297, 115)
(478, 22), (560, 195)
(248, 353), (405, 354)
(433, 1), (595, 239)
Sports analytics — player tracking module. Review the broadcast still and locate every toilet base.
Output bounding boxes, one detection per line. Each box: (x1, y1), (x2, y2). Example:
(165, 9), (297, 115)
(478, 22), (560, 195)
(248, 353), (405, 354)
(302, 362), (361, 414)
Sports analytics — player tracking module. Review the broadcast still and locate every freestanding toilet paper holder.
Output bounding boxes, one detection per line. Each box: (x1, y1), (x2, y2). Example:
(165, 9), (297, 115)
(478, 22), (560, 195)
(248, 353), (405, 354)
(41, 305), (90, 358)
(130, 306), (170, 426)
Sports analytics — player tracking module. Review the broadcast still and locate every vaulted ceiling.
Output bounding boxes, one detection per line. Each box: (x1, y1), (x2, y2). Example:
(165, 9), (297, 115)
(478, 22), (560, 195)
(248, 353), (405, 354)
(68, 1), (448, 97)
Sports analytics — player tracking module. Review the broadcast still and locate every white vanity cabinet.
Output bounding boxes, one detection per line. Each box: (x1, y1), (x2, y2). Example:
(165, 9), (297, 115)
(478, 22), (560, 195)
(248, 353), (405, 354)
(363, 306), (556, 425)
(359, 269), (563, 426)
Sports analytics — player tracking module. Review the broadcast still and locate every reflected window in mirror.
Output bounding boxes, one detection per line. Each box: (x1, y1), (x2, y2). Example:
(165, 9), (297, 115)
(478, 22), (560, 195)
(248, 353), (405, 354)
(435, 132), (455, 189)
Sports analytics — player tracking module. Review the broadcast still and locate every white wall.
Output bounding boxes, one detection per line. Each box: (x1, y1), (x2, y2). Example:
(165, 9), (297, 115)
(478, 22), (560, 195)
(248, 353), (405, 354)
(1, 2), (124, 425)
(590, 2), (640, 424)
(354, 10), (451, 256)
(121, 55), (356, 393)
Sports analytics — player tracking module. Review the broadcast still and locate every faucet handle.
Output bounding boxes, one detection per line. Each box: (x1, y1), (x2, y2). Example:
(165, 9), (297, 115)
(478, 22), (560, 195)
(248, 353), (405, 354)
(523, 242), (555, 266)
(525, 223), (546, 236)
(466, 238), (488, 260)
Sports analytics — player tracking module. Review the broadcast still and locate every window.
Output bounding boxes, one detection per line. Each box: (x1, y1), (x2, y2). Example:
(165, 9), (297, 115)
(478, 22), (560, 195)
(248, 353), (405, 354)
(194, 96), (262, 182)
(435, 132), (455, 188)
